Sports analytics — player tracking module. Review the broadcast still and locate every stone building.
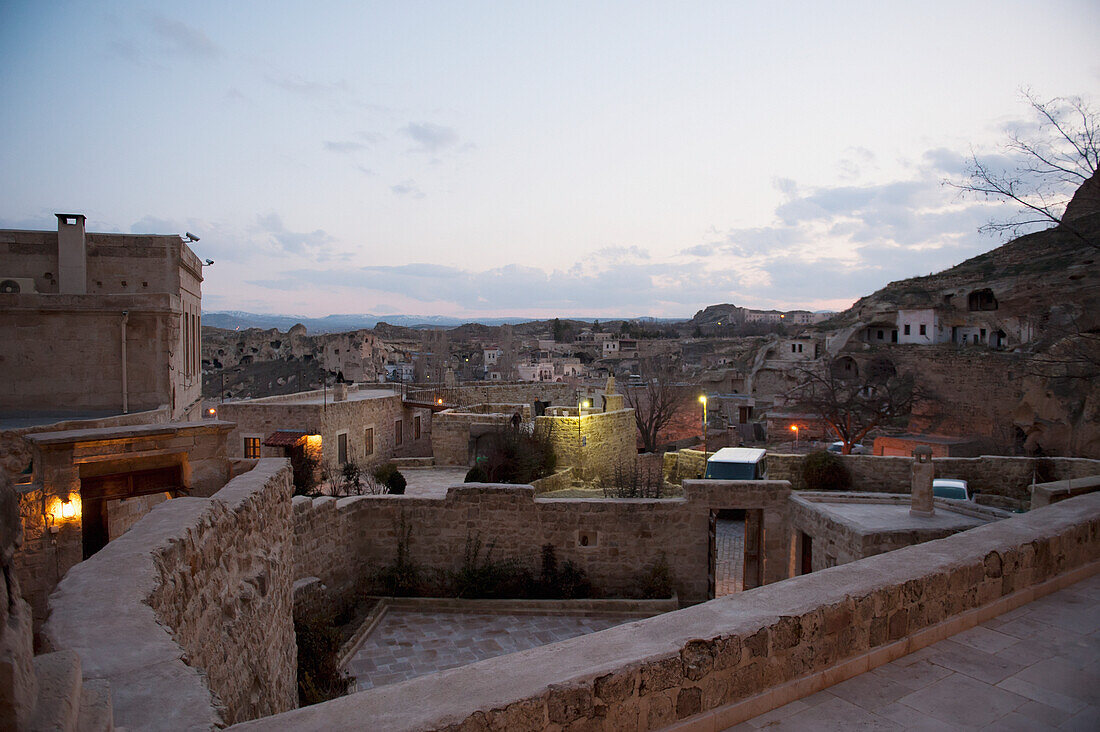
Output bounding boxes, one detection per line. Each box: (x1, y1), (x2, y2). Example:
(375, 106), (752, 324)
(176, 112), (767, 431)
(216, 384), (433, 472)
(0, 214), (206, 423)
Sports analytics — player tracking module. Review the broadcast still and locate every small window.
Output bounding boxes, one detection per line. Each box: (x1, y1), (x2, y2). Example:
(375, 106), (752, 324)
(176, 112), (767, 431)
(877, 330), (884, 340)
(919, 324), (926, 336)
(904, 324), (911, 335)
(980, 328), (986, 341)
(244, 437), (261, 459)
(414, 415), (421, 440)
(338, 433), (348, 464)
(395, 419), (403, 446)
(364, 427), (374, 456)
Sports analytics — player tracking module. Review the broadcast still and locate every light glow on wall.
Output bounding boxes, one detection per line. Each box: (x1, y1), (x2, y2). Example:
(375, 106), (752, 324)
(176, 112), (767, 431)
(50, 493), (82, 523)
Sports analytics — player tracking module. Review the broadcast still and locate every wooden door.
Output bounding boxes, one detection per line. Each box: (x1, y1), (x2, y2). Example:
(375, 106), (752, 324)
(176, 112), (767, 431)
(707, 511), (717, 600)
(743, 509), (763, 590)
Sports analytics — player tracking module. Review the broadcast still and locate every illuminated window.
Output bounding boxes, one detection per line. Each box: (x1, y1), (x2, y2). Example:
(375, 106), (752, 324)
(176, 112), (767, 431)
(244, 437), (260, 459)
(364, 427), (374, 456)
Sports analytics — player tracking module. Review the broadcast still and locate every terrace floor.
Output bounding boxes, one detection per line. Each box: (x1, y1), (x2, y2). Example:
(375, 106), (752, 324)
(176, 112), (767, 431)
(727, 571), (1100, 731)
(345, 610), (635, 691)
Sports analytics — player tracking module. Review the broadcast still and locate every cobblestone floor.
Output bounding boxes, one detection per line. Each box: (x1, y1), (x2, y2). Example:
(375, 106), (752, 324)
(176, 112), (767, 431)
(345, 610), (634, 691)
(728, 572), (1100, 730)
(716, 518), (745, 597)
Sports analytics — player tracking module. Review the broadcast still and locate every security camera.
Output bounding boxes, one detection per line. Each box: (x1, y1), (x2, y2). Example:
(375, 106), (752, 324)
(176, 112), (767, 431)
(185, 232), (200, 242)
(204, 259), (214, 266)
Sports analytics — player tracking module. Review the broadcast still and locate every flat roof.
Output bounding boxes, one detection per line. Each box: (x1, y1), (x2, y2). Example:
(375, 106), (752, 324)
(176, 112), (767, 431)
(803, 498), (992, 534)
(707, 447), (767, 463)
(0, 410), (127, 431)
(231, 387), (398, 407)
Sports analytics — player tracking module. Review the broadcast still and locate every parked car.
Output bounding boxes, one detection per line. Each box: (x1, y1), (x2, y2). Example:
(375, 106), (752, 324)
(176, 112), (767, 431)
(826, 441), (869, 455)
(704, 447), (769, 480)
(932, 478), (971, 501)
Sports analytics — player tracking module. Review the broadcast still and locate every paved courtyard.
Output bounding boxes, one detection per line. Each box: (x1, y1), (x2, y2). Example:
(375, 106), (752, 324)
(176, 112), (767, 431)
(399, 467), (470, 498)
(715, 518), (745, 597)
(729, 571), (1100, 730)
(345, 610), (634, 691)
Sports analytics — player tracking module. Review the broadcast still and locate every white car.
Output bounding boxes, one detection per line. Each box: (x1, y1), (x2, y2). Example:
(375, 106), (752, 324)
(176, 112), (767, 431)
(932, 478), (971, 501)
(826, 441), (869, 455)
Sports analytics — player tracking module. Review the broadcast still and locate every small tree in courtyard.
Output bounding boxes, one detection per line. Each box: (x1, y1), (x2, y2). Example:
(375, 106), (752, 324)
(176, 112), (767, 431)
(623, 357), (691, 453)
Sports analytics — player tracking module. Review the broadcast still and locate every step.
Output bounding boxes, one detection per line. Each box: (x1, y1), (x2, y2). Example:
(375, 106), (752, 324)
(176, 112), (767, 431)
(76, 679), (113, 732)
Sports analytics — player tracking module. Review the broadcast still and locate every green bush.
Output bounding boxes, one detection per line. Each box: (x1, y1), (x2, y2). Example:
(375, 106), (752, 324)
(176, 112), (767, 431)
(373, 463), (407, 494)
(801, 450), (851, 491)
(295, 608), (351, 706)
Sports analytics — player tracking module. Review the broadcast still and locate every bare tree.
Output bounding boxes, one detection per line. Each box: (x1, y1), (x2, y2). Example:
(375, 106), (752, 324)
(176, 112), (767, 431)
(787, 356), (925, 454)
(623, 358), (691, 453)
(948, 90), (1099, 244)
(1027, 309), (1100, 381)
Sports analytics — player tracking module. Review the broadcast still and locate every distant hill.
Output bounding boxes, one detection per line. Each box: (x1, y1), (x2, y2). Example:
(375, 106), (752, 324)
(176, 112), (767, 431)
(201, 311), (684, 334)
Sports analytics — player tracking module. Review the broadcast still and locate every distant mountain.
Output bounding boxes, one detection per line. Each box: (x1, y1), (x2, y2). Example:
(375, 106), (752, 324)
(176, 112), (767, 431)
(201, 311), (686, 333)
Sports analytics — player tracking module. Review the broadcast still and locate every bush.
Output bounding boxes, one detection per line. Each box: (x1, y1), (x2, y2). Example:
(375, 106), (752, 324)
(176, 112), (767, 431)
(534, 543), (592, 599)
(290, 448), (320, 497)
(373, 463), (407, 495)
(476, 423), (557, 484)
(801, 450), (851, 491)
(464, 464), (489, 483)
(450, 533), (532, 598)
(374, 514), (419, 595)
(637, 554), (674, 599)
(295, 608), (352, 706)
(600, 459), (664, 498)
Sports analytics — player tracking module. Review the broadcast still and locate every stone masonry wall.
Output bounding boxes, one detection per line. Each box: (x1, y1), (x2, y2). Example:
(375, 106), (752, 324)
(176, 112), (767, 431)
(292, 480), (792, 608)
(767, 453), (1100, 502)
(42, 459), (297, 730)
(537, 408), (636, 481)
(237, 490), (1100, 732)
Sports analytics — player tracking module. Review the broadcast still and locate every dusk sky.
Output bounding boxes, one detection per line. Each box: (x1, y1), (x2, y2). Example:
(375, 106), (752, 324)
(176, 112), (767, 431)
(2, 2), (1098, 319)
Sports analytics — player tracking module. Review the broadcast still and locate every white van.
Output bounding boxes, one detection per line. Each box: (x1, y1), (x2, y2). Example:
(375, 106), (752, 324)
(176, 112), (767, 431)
(703, 447), (769, 480)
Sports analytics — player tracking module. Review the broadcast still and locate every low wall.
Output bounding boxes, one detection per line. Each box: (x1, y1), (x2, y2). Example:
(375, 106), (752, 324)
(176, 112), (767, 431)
(767, 453), (1100, 503)
(292, 480), (792, 608)
(234, 491), (1100, 732)
(42, 459), (297, 730)
(1030, 474), (1100, 508)
(537, 408), (636, 480)
(530, 467), (574, 494)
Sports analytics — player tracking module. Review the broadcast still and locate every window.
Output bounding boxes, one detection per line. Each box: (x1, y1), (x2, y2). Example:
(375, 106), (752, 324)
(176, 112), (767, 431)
(414, 415), (421, 440)
(244, 437), (261, 459)
(980, 328), (986, 341)
(337, 432), (348, 465)
(904, 324), (911, 335)
(919, 324), (926, 336)
(395, 419), (403, 446)
(364, 427), (374, 456)
(877, 330), (884, 340)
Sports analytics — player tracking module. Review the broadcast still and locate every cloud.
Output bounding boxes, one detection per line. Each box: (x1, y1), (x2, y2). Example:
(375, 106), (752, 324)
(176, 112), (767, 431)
(390, 180), (425, 198)
(400, 122), (459, 153)
(593, 245), (650, 262)
(266, 73), (349, 97)
(323, 140), (366, 153)
(149, 15), (221, 59)
(255, 213), (341, 259)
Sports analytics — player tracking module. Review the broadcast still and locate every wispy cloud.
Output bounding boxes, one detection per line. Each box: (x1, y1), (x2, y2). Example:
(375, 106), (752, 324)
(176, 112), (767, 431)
(149, 15), (221, 59)
(390, 180), (425, 198)
(400, 122), (459, 153)
(266, 73), (349, 97)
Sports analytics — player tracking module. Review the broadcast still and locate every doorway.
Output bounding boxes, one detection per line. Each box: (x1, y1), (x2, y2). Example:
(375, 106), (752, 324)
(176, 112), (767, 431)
(79, 464), (184, 558)
(709, 508), (756, 599)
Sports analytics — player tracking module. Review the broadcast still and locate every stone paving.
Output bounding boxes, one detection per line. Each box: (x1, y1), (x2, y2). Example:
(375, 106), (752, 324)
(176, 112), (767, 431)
(715, 518), (745, 597)
(728, 571), (1100, 730)
(399, 467), (470, 498)
(345, 610), (634, 691)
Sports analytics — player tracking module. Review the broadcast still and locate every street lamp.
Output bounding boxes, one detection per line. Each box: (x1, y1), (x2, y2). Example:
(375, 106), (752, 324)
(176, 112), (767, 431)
(698, 394), (708, 457)
(790, 424), (799, 448)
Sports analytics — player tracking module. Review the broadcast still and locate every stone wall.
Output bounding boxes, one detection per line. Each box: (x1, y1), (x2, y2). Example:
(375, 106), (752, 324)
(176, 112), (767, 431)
(447, 382), (577, 407)
(530, 467), (574, 494)
(537, 408), (636, 481)
(42, 459), (297, 730)
(767, 452), (1100, 503)
(430, 407), (519, 466)
(0, 476), (36, 729)
(234, 491), (1100, 732)
(292, 480), (792, 608)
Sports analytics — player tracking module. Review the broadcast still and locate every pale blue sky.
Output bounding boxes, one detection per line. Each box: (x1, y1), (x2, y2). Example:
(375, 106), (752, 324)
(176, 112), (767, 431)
(2, 1), (1098, 318)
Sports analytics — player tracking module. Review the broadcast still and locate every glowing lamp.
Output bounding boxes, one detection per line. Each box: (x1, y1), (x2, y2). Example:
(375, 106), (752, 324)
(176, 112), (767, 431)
(61, 498), (76, 519)
(582, 400), (590, 409)
(790, 425), (799, 432)
(698, 395), (707, 404)
(207, 407), (217, 416)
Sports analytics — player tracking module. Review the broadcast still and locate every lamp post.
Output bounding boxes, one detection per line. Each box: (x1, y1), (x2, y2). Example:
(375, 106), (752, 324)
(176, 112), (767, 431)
(698, 394), (708, 458)
(791, 424), (799, 449)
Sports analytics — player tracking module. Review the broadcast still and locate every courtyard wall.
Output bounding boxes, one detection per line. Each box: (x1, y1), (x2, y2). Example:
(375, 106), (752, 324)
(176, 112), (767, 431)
(41, 459), (297, 729)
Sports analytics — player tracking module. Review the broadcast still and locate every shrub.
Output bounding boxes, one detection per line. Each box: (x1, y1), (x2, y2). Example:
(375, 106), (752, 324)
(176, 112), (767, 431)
(801, 450), (851, 491)
(373, 463), (407, 494)
(637, 553), (674, 599)
(464, 464), (489, 483)
(600, 459), (664, 498)
(450, 533), (532, 598)
(290, 448), (320, 497)
(534, 543), (592, 599)
(476, 423), (557, 484)
(295, 607), (351, 706)
(374, 514), (419, 595)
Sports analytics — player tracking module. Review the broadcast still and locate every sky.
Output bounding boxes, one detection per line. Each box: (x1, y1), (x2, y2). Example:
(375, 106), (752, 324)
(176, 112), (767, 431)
(1, 1), (1098, 319)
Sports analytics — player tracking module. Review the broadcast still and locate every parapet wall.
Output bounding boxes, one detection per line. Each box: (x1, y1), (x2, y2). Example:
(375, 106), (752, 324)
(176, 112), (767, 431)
(42, 459), (297, 730)
(767, 453), (1100, 503)
(537, 408), (636, 480)
(237, 491), (1100, 732)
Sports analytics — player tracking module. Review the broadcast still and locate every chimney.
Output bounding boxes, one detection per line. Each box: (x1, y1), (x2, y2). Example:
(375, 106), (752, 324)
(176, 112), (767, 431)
(55, 214), (87, 294)
(910, 445), (935, 517)
(333, 382), (348, 402)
